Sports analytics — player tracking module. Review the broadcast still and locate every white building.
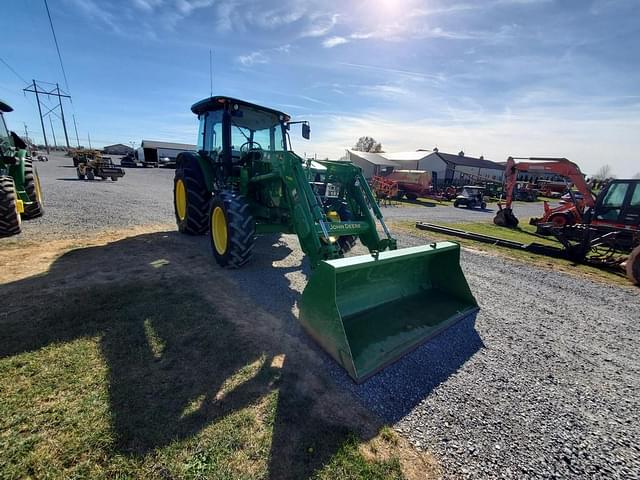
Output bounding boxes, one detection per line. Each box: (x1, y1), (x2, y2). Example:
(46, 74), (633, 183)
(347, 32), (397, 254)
(346, 149), (505, 185)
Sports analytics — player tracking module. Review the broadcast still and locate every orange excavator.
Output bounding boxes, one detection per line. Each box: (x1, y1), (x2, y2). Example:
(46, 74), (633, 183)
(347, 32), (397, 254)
(494, 157), (594, 229)
(494, 157), (640, 284)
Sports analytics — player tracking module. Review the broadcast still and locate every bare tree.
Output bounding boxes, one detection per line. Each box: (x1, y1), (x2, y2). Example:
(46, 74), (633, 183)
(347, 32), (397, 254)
(593, 164), (615, 180)
(353, 136), (383, 153)
(634, 172), (640, 179)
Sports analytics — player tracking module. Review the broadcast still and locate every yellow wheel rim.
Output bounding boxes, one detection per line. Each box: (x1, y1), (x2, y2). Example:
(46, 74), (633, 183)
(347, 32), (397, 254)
(175, 179), (187, 221)
(212, 206), (228, 255)
(35, 172), (43, 204)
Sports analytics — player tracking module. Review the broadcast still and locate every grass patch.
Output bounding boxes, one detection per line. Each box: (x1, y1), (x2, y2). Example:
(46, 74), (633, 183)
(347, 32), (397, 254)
(0, 272), (409, 479)
(394, 220), (630, 286)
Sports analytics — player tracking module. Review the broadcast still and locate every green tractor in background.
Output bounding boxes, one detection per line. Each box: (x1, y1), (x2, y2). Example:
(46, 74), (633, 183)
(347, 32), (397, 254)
(0, 100), (44, 237)
(173, 96), (478, 382)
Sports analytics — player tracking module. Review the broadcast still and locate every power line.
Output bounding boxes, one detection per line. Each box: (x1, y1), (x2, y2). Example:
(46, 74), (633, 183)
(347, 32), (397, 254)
(43, 0), (70, 93)
(0, 57), (29, 85)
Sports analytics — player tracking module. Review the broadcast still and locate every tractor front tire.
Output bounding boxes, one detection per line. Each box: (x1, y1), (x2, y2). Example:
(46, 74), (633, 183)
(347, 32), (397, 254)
(23, 159), (44, 219)
(0, 176), (21, 237)
(209, 192), (255, 268)
(174, 154), (210, 235)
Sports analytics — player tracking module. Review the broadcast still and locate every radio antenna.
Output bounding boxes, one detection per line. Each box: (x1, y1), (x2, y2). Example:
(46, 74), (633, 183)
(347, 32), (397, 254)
(209, 49), (213, 97)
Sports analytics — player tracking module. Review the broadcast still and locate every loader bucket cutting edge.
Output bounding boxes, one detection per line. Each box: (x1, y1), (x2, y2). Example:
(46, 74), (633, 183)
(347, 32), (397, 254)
(299, 241), (479, 382)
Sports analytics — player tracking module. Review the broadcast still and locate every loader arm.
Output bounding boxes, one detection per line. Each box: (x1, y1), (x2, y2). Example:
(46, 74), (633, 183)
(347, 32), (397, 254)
(503, 157), (595, 209)
(275, 152), (395, 267)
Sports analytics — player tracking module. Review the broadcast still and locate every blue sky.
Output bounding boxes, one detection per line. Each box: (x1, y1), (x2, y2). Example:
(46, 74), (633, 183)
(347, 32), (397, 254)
(2, 0), (639, 176)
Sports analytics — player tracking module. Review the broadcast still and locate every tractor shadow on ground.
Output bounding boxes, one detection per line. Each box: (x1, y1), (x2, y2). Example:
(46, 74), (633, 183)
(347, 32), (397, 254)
(0, 231), (383, 479)
(208, 233), (485, 425)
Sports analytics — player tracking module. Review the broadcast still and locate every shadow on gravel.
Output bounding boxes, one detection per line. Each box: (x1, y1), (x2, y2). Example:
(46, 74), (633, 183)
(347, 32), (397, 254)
(0, 231), (385, 479)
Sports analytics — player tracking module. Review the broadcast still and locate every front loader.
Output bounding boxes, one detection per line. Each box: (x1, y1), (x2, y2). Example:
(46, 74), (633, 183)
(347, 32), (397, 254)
(173, 96), (478, 382)
(0, 100), (44, 237)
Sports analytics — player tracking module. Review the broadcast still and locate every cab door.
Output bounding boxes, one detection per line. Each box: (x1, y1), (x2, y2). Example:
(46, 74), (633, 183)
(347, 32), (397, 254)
(594, 180), (640, 228)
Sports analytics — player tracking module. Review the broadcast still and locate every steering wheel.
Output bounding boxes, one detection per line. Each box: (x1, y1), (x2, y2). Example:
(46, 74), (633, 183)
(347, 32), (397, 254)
(240, 141), (263, 156)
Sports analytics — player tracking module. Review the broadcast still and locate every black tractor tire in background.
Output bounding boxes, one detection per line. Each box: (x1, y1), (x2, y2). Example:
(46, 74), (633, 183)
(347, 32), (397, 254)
(481, 202), (487, 209)
(0, 176), (21, 237)
(453, 199), (460, 208)
(111, 177), (118, 181)
(405, 193), (418, 201)
(209, 192), (255, 268)
(627, 245), (640, 285)
(174, 153), (210, 235)
(87, 170), (95, 181)
(22, 159), (44, 219)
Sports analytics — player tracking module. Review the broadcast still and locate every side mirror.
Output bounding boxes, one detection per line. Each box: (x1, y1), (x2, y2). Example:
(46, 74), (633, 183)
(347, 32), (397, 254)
(302, 123), (310, 140)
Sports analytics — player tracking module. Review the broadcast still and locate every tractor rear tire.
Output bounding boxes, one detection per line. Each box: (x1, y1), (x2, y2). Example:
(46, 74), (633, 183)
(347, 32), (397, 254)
(405, 193), (418, 201)
(627, 245), (640, 285)
(87, 170), (95, 181)
(453, 200), (460, 208)
(22, 159), (44, 219)
(209, 192), (255, 268)
(0, 176), (21, 237)
(174, 154), (210, 235)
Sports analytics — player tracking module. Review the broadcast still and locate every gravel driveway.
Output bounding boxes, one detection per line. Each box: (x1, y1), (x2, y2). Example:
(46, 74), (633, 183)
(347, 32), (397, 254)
(6, 152), (639, 479)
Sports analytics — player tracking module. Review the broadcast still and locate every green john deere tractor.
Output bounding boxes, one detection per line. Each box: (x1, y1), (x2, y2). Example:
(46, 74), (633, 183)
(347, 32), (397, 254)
(174, 96), (478, 382)
(0, 100), (44, 237)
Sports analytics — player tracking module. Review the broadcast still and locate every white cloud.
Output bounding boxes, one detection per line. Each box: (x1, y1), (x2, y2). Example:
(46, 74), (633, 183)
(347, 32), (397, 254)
(237, 51), (269, 66)
(323, 36), (349, 48)
(301, 13), (339, 37)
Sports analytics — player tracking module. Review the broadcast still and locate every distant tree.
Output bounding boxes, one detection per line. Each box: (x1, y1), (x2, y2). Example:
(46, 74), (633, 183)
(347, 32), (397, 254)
(634, 172), (640, 179)
(593, 164), (615, 180)
(353, 136), (383, 153)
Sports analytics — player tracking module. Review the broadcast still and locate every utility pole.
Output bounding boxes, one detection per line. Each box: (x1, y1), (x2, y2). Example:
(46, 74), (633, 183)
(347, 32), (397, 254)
(49, 116), (57, 148)
(31, 80), (49, 153)
(87, 132), (92, 150)
(23, 123), (28, 140)
(23, 79), (72, 154)
(72, 114), (80, 147)
(56, 83), (70, 149)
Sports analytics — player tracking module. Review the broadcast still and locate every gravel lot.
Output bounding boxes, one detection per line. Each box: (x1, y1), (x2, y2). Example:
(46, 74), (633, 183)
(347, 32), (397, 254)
(15, 152), (175, 239)
(5, 151), (640, 478)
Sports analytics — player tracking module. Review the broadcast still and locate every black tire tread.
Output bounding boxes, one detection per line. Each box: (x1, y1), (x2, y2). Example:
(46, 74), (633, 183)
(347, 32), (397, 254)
(23, 158), (44, 219)
(174, 153), (210, 235)
(0, 176), (21, 237)
(211, 192), (255, 268)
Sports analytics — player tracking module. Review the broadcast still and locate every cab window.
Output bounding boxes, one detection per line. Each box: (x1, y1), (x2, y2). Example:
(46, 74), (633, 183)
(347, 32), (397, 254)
(602, 182), (628, 208)
(204, 110), (223, 155)
(0, 113), (9, 140)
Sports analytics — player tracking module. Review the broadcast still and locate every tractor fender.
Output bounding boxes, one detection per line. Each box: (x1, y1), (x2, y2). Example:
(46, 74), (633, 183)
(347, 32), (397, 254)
(176, 151), (215, 192)
(7, 149), (27, 190)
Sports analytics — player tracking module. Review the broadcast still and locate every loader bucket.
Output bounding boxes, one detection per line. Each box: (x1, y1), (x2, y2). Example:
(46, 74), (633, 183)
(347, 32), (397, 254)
(299, 242), (479, 382)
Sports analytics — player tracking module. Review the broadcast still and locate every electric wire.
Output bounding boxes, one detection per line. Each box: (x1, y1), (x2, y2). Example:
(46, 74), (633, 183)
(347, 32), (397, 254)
(43, 0), (70, 93)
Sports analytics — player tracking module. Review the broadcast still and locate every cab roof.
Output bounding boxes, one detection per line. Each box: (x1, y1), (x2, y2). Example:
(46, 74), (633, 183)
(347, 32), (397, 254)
(0, 100), (14, 113)
(190, 96), (290, 121)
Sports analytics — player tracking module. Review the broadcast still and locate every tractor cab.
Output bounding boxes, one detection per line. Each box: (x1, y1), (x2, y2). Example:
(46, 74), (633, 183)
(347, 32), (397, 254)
(589, 179), (640, 237)
(192, 96), (309, 177)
